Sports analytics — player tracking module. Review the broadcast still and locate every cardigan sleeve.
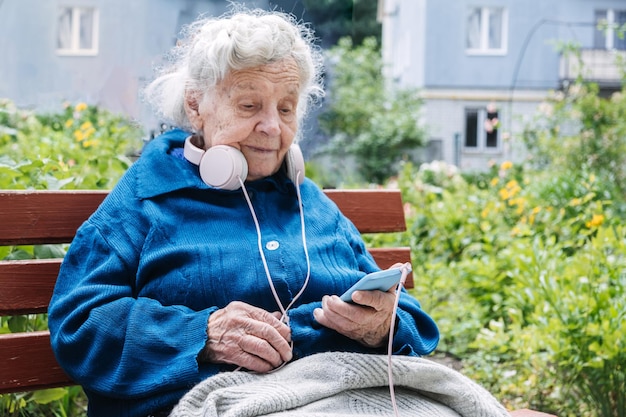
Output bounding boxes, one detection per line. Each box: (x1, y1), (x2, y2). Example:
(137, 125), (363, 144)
(286, 212), (440, 358)
(48, 221), (218, 398)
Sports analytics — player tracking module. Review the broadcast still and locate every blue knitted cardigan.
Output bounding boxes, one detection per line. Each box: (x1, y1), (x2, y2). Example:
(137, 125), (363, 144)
(48, 129), (439, 417)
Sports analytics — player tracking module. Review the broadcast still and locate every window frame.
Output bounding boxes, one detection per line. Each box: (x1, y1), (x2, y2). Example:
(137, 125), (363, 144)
(56, 6), (100, 56)
(463, 107), (501, 153)
(595, 9), (626, 51)
(465, 6), (508, 56)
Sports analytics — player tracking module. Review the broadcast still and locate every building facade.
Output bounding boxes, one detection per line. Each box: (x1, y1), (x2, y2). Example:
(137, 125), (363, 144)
(0, 0), (269, 135)
(378, 0), (626, 170)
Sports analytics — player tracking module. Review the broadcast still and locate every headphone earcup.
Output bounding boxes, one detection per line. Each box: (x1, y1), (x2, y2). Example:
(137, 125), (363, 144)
(198, 145), (248, 190)
(285, 144), (305, 185)
(184, 136), (248, 190)
(183, 136), (303, 189)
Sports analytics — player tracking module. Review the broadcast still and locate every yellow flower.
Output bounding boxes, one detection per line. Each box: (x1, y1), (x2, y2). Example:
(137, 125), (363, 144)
(586, 214), (605, 228)
(503, 180), (521, 198)
(75, 102), (88, 112)
(490, 177), (499, 187)
(569, 198), (582, 206)
(80, 121), (93, 130)
(500, 160), (513, 171)
(64, 119), (74, 128)
(82, 126), (96, 139)
(505, 179), (517, 188)
(73, 130), (84, 141)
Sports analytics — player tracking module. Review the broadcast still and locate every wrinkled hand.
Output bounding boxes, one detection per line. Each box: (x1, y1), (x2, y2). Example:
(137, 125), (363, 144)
(201, 301), (292, 373)
(313, 287), (397, 348)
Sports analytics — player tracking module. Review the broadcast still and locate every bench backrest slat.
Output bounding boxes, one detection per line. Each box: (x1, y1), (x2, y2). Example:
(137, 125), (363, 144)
(0, 190), (406, 244)
(0, 332), (74, 391)
(322, 189), (407, 233)
(0, 189), (411, 394)
(0, 259), (62, 315)
(0, 191), (108, 245)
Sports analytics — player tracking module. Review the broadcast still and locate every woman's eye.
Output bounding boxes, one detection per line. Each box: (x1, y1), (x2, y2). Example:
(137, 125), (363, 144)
(280, 104), (297, 115)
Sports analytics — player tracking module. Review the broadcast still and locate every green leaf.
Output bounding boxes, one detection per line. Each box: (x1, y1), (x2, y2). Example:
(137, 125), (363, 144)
(31, 387), (69, 404)
(44, 175), (76, 191)
(8, 316), (28, 333)
(4, 248), (34, 260)
(0, 246), (10, 260)
(34, 244), (66, 259)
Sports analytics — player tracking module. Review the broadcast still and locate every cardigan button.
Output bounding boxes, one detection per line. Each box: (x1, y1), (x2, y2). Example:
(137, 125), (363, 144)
(265, 240), (280, 250)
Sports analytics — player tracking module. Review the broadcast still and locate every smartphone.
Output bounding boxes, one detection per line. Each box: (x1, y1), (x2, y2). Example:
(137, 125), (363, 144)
(339, 269), (402, 303)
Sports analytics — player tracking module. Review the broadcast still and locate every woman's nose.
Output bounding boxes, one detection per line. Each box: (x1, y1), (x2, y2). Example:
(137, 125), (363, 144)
(255, 108), (281, 137)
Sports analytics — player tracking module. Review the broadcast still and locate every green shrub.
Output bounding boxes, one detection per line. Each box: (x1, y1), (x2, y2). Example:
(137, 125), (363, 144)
(523, 83), (626, 199)
(392, 157), (625, 416)
(318, 37), (426, 184)
(1, 98), (143, 417)
(0, 99), (143, 190)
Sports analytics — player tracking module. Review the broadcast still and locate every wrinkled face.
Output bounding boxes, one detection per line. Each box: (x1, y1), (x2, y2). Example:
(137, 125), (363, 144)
(185, 59), (301, 181)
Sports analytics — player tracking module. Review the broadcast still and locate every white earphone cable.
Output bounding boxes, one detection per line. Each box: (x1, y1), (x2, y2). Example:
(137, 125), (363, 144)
(284, 171), (311, 312)
(237, 174), (311, 324)
(387, 263), (412, 417)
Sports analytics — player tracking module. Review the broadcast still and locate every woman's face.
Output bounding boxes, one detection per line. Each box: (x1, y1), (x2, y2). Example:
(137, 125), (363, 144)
(186, 59), (301, 181)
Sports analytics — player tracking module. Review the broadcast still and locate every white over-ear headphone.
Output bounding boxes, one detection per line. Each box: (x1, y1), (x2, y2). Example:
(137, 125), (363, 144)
(183, 136), (305, 190)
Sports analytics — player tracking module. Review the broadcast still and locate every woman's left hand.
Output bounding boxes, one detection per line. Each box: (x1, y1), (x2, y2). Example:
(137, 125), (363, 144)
(313, 288), (396, 348)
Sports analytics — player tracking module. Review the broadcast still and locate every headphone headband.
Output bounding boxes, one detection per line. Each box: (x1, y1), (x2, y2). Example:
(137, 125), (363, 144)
(183, 136), (205, 165)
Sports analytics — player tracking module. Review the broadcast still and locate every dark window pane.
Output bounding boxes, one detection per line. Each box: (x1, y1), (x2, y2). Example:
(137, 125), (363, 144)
(465, 110), (478, 148)
(485, 110), (498, 148)
(486, 130), (498, 147)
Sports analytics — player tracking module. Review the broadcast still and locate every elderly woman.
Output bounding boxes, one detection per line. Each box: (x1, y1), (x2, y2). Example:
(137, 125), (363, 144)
(48, 9), (439, 417)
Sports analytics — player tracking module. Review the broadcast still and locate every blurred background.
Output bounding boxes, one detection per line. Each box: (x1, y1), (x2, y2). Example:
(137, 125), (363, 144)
(1, 0), (625, 181)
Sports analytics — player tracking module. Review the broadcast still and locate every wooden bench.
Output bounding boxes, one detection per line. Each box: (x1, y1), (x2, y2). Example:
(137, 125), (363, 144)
(0, 189), (553, 416)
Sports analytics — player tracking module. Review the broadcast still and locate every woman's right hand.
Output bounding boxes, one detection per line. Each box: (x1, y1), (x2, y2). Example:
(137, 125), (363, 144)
(201, 301), (292, 373)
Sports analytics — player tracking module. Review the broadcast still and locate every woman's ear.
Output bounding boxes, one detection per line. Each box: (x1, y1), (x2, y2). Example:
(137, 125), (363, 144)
(184, 91), (203, 132)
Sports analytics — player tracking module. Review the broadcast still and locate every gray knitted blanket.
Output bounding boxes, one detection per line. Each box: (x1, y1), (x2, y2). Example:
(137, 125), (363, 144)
(169, 352), (511, 417)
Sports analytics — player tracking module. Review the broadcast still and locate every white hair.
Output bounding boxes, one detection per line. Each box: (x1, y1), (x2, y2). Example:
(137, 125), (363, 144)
(142, 8), (325, 134)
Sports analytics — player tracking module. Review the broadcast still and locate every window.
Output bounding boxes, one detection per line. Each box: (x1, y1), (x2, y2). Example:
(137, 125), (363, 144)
(466, 7), (507, 55)
(464, 105), (500, 151)
(595, 9), (626, 50)
(57, 7), (99, 55)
